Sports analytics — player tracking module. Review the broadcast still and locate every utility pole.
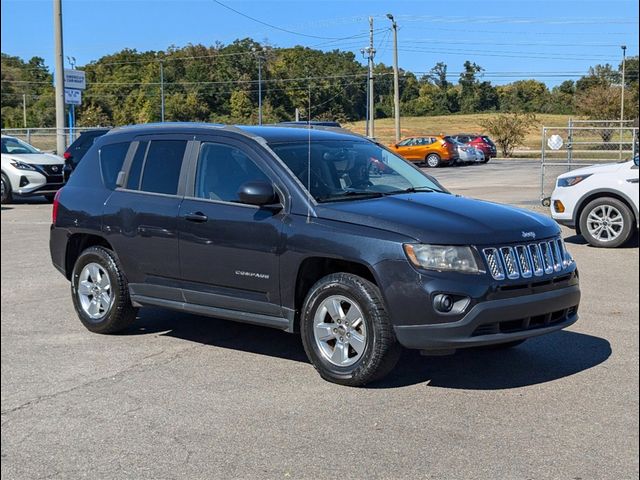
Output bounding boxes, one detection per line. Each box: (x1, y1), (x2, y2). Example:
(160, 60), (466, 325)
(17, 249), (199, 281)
(252, 47), (267, 125)
(387, 13), (400, 143)
(22, 94), (27, 128)
(159, 59), (165, 122)
(361, 19), (376, 138)
(53, 0), (66, 155)
(368, 17), (375, 138)
(619, 45), (627, 160)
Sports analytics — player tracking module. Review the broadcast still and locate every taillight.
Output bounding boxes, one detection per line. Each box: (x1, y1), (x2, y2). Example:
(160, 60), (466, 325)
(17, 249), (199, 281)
(63, 152), (72, 160)
(52, 189), (62, 224)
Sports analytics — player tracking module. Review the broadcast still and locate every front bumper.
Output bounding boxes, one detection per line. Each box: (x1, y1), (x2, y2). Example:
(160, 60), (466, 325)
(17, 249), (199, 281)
(550, 187), (578, 227)
(394, 284), (580, 351)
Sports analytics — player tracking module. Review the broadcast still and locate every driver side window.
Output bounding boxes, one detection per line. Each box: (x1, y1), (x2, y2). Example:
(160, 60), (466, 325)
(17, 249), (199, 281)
(195, 143), (270, 203)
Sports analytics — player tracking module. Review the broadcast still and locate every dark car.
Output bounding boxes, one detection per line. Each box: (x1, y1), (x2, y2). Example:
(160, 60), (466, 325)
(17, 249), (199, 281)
(50, 123), (580, 386)
(63, 129), (110, 181)
(450, 134), (497, 162)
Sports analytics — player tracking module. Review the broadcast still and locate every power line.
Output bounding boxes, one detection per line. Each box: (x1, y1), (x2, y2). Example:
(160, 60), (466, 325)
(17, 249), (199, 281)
(211, 0), (371, 40)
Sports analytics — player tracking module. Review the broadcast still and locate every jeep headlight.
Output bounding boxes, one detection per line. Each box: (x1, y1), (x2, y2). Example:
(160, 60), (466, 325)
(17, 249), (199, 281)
(403, 244), (485, 274)
(10, 160), (36, 171)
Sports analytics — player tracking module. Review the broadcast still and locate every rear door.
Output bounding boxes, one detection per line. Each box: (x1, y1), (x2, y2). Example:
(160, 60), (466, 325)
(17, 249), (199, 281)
(177, 136), (286, 316)
(102, 135), (192, 301)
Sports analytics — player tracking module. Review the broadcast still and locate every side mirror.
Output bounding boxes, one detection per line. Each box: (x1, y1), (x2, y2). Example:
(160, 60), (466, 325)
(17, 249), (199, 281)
(237, 180), (279, 206)
(634, 154), (639, 167)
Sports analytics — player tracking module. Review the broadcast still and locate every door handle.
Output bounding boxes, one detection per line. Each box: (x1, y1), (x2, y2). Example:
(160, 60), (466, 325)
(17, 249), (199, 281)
(185, 212), (208, 223)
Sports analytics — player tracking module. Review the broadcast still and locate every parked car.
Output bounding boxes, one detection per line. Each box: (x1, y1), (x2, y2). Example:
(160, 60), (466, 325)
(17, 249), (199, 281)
(1, 135), (65, 204)
(450, 134), (497, 162)
(388, 135), (458, 167)
(63, 129), (110, 181)
(50, 123), (580, 386)
(550, 156), (639, 248)
(453, 140), (485, 164)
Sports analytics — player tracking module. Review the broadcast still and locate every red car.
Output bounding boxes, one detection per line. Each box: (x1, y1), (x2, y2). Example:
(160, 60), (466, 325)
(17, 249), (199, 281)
(450, 134), (497, 162)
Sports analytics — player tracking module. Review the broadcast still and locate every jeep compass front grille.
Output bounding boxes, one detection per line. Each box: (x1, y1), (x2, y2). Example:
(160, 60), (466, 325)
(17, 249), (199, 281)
(482, 238), (571, 281)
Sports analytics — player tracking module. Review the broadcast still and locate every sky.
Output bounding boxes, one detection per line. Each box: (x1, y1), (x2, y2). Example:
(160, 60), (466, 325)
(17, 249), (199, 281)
(1, 0), (639, 86)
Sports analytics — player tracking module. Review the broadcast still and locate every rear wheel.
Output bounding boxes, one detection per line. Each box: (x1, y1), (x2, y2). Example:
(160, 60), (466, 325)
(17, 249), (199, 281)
(1, 173), (12, 204)
(71, 246), (137, 333)
(300, 273), (401, 386)
(425, 153), (441, 168)
(579, 197), (634, 248)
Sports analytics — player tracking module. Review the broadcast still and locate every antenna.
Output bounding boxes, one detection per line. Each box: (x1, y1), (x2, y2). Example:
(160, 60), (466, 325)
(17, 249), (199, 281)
(306, 82), (312, 223)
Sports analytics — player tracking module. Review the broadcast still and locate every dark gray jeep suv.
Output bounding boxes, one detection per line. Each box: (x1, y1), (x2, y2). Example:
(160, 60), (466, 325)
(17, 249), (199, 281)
(50, 123), (580, 386)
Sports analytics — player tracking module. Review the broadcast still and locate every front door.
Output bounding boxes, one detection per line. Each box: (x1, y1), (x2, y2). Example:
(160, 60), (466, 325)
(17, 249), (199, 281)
(178, 137), (285, 316)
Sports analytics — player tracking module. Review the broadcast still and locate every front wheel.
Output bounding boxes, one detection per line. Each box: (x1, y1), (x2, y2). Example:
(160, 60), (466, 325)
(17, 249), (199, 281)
(1, 173), (12, 204)
(579, 197), (634, 248)
(425, 153), (441, 168)
(300, 273), (401, 386)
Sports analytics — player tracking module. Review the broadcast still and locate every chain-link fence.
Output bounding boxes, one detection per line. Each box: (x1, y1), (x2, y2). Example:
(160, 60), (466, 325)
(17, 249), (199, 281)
(540, 120), (638, 202)
(1, 127), (112, 153)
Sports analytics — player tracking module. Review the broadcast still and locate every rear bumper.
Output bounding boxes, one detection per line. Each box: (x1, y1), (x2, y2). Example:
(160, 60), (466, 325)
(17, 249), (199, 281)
(393, 284), (580, 351)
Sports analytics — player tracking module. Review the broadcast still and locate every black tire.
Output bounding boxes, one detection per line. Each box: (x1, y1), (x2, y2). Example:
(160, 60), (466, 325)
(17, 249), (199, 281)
(482, 156), (490, 164)
(44, 193), (56, 203)
(71, 246), (137, 334)
(475, 339), (526, 350)
(1, 173), (12, 204)
(300, 273), (401, 387)
(579, 197), (634, 248)
(425, 153), (441, 168)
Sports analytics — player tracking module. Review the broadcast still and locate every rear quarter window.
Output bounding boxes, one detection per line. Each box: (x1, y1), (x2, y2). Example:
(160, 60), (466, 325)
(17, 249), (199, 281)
(99, 142), (130, 190)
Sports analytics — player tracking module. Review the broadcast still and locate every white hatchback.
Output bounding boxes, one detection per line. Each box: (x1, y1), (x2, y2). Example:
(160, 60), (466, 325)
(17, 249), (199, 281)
(550, 156), (639, 247)
(1, 135), (65, 203)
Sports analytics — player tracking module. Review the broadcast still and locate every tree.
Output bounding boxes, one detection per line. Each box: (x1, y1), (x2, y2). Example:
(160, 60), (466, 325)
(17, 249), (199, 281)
(480, 113), (538, 157)
(498, 80), (550, 113)
(458, 61), (498, 113)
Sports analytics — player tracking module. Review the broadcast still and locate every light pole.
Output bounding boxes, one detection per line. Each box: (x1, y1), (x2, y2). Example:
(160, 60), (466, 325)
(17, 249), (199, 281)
(252, 47), (268, 125)
(619, 45), (626, 159)
(387, 13), (401, 143)
(53, 0), (66, 155)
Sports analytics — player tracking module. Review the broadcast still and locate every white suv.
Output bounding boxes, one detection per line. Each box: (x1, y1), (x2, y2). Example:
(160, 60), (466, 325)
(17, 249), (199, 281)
(1, 135), (65, 204)
(551, 156), (639, 247)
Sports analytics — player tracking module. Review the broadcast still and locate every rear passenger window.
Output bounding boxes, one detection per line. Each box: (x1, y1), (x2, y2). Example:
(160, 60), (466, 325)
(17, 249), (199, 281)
(139, 140), (187, 195)
(99, 142), (129, 190)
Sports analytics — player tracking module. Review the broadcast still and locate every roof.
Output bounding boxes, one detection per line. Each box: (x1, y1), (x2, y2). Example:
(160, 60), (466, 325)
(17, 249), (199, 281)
(106, 122), (365, 144)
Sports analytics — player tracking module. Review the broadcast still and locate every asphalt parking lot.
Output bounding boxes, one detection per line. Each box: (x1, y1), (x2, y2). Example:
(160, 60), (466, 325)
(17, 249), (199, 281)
(1, 161), (638, 479)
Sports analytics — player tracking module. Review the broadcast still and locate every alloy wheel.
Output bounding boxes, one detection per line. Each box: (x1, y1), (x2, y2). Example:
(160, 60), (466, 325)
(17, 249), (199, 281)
(313, 295), (367, 367)
(77, 262), (113, 320)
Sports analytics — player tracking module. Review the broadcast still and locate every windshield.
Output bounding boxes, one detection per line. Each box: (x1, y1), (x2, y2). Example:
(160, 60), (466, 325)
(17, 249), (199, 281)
(1, 137), (40, 154)
(269, 140), (448, 203)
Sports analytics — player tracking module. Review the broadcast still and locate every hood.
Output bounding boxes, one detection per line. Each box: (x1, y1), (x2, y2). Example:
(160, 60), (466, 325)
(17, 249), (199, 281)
(558, 161), (629, 178)
(316, 192), (560, 246)
(1, 152), (64, 165)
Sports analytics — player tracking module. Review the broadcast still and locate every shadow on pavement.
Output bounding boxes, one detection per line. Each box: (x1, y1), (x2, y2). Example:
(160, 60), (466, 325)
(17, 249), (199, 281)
(372, 330), (611, 390)
(124, 308), (610, 390)
(564, 232), (639, 248)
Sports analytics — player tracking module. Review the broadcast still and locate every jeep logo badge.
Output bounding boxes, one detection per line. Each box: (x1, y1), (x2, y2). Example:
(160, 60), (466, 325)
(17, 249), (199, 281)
(522, 231), (536, 240)
(51, 166), (59, 172)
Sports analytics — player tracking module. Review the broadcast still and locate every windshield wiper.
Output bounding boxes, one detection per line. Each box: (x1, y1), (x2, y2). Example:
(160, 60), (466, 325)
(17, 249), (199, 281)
(317, 191), (387, 203)
(385, 186), (443, 195)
